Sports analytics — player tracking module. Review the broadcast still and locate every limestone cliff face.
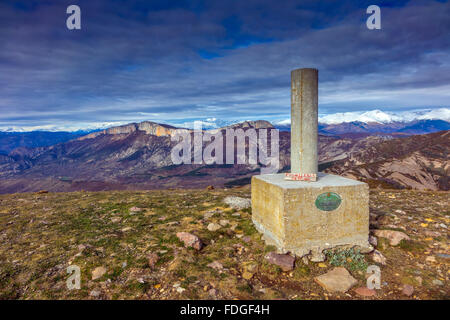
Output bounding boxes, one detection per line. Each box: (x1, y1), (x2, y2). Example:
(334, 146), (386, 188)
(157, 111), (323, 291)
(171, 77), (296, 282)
(224, 120), (274, 130)
(78, 121), (179, 141)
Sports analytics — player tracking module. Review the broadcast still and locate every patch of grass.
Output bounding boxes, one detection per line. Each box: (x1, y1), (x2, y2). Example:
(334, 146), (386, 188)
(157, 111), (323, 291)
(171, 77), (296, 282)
(237, 283), (252, 294)
(293, 263), (311, 278)
(398, 240), (426, 252)
(264, 245), (277, 253)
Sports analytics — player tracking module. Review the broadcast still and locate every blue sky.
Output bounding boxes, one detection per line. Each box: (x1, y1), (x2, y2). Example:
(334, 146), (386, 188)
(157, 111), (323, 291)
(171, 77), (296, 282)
(0, 0), (449, 130)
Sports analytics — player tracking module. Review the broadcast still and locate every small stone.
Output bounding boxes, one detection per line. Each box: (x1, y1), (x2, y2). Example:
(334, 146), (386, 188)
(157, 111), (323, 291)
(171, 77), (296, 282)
(424, 230), (441, 237)
(223, 196), (251, 210)
(208, 288), (217, 296)
(242, 236), (251, 243)
(219, 219), (229, 227)
(354, 287), (376, 297)
(264, 252), (295, 271)
(204, 211), (215, 219)
(121, 227), (132, 232)
(207, 223), (222, 232)
(207, 261), (224, 271)
(89, 290), (101, 297)
(147, 252), (159, 268)
(370, 250), (387, 265)
(373, 229), (410, 246)
(436, 253), (450, 259)
(369, 235), (378, 247)
(301, 256), (309, 265)
(439, 223), (447, 229)
(432, 279), (443, 286)
(176, 232), (203, 250)
(176, 287), (186, 293)
(425, 256), (436, 263)
(206, 185), (214, 190)
(415, 276), (422, 286)
(402, 284), (414, 296)
(91, 266), (106, 280)
(243, 261), (258, 273)
(314, 267), (357, 293)
(129, 206), (142, 213)
(122, 262), (127, 268)
(310, 248), (326, 262)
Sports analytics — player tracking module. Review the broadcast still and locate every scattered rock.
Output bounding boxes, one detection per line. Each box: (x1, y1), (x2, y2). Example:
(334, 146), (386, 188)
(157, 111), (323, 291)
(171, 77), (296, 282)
(314, 267), (358, 293)
(370, 250), (387, 265)
(425, 256), (436, 263)
(219, 219), (229, 227)
(264, 252), (295, 271)
(242, 236), (251, 243)
(36, 190), (49, 194)
(373, 229), (410, 246)
(415, 276), (423, 286)
(121, 227), (132, 232)
(207, 223), (222, 232)
(243, 261), (258, 278)
(402, 284), (414, 296)
(207, 261), (224, 271)
(203, 211), (216, 219)
(432, 279), (443, 286)
(424, 230), (441, 237)
(354, 287), (376, 297)
(129, 206), (142, 213)
(369, 235), (378, 247)
(176, 287), (186, 293)
(436, 253), (450, 259)
(301, 256), (309, 265)
(208, 288), (218, 296)
(89, 290), (101, 297)
(206, 185), (214, 190)
(176, 232), (203, 250)
(147, 252), (159, 268)
(91, 266), (106, 280)
(310, 248), (326, 262)
(223, 196), (251, 210)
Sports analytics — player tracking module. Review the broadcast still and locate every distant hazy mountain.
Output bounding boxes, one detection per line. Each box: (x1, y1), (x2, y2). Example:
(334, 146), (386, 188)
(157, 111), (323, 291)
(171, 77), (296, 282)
(275, 108), (450, 135)
(0, 131), (89, 154)
(318, 119), (450, 135)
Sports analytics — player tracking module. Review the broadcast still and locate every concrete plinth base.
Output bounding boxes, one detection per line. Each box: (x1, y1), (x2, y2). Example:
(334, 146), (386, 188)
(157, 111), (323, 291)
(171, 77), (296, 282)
(251, 173), (370, 257)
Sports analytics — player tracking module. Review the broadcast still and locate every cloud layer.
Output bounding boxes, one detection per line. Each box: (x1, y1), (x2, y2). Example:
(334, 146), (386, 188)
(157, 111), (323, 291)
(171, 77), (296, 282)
(0, 0), (449, 129)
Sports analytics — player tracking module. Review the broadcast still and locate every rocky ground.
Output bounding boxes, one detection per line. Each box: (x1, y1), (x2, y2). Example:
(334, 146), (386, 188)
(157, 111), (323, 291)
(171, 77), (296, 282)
(0, 187), (448, 300)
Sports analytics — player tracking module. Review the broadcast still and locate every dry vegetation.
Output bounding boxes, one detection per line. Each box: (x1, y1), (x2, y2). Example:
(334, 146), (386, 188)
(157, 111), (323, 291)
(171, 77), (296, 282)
(0, 187), (448, 300)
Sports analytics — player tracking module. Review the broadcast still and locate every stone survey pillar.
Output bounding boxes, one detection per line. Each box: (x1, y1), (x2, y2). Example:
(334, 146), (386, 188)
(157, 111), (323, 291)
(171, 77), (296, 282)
(290, 68), (318, 177)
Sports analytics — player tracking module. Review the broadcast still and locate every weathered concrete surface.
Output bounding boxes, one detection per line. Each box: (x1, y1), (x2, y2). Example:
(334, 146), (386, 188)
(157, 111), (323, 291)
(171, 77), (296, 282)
(290, 68), (318, 175)
(251, 173), (370, 256)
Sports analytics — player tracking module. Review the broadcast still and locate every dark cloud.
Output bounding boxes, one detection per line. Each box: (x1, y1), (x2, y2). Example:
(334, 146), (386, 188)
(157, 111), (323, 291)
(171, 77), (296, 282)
(0, 0), (449, 129)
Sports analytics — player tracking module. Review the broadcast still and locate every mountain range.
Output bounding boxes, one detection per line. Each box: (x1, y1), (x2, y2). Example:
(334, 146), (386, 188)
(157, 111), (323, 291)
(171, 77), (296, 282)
(0, 119), (448, 194)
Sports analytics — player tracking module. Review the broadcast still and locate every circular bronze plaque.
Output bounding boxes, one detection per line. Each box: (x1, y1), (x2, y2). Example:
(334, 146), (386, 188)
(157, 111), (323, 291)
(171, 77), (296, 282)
(315, 192), (342, 211)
